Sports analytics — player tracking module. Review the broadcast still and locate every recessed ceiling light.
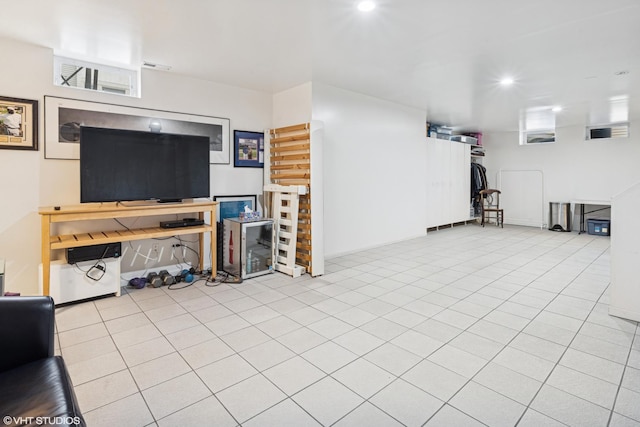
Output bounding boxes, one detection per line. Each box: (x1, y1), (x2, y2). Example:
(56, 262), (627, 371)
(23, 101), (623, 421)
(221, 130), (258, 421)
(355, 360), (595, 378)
(357, 1), (376, 12)
(500, 77), (514, 86)
(552, 106), (563, 112)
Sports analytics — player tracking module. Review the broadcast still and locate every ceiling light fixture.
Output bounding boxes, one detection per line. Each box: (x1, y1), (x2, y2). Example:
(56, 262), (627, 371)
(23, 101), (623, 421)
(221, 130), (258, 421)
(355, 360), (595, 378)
(552, 106), (563, 112)
(499, 77), (514, 86)
(357, 1), (376, 12)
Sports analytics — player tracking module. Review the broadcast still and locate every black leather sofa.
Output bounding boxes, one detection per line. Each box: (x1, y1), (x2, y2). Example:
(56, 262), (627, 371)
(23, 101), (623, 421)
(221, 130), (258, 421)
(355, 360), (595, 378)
(0, 296), (85, 427)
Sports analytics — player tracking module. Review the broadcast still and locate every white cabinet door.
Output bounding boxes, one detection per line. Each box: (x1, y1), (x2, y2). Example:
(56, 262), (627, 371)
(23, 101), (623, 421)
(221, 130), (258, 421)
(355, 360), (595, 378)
(427, 139), (471, 228)
(462, 143), (471, 220)
(426, 138), (450, 228)
(435, 139), (450, 226)
(449, 142), (471, 223)
(426, 137), (438, 228)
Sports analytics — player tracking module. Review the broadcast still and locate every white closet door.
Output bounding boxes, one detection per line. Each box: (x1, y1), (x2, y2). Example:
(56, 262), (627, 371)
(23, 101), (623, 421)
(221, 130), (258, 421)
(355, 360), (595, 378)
(437, 139), (452, 225)
(426, 138), (438, 228)
(426, 137), (446, 228)
(427, 139), (471, 228)
(463, 144), (471, 220)
(449, 142), (471, 223)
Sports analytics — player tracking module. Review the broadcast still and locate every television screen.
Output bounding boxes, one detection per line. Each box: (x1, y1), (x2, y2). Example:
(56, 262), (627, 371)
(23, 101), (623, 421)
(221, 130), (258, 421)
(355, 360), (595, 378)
(80, 126), (210, 203)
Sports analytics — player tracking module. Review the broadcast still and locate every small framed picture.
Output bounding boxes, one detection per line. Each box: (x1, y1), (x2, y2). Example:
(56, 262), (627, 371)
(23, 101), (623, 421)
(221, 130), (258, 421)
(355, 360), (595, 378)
(0, 96), (38, 151)
(234, 130), (264, 168)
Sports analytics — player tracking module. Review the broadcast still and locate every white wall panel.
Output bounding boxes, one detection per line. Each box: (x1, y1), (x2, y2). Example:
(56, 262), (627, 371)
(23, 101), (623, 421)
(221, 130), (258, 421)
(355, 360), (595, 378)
(610, 182), (640, 322)
(497, 170), (545, 228)
(272, 83), (312, 128)
(312, 83), (428, 257)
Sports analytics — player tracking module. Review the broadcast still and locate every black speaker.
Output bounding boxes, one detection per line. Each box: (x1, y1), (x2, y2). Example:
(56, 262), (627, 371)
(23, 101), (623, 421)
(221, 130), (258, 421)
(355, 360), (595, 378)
(67, 242), (121, 264)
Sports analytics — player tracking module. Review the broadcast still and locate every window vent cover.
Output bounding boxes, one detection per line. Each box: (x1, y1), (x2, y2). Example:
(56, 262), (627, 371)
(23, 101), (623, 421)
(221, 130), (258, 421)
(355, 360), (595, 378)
(54, 55), (140, 98)
(587, 123), (629, 140)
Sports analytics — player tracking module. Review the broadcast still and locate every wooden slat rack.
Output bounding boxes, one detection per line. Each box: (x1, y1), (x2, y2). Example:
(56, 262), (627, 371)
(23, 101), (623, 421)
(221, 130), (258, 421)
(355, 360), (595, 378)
(39, 201), (217, 296)
(267, 122), (324, 276)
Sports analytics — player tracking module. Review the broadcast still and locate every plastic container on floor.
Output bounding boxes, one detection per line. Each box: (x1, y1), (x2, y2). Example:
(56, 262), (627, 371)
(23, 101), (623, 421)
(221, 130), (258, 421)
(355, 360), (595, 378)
(587, 219), (610, 236)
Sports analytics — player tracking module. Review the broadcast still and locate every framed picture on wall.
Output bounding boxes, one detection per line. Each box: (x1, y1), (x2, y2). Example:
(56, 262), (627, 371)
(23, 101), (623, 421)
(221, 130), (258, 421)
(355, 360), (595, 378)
(0, 96), (38, 151)
(233, 130), (264, 168)
(44, 96), (230, 163)
(213, 195), (257, 222)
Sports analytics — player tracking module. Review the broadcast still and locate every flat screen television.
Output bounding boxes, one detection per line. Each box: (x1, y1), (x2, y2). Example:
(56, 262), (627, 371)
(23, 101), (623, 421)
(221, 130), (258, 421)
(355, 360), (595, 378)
(80, 126), (210, 203)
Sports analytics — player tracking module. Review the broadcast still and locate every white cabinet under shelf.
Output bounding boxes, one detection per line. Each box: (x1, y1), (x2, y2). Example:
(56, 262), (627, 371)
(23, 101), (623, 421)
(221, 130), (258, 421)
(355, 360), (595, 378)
(426, 138), (471, 229)
(39, 258), (121, 304)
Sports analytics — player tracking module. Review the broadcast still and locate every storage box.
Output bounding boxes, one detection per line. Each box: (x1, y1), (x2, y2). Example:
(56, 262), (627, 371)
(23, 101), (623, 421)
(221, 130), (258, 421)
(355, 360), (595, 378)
(450, 135), (478, 145)
(587, 219), (610, 236)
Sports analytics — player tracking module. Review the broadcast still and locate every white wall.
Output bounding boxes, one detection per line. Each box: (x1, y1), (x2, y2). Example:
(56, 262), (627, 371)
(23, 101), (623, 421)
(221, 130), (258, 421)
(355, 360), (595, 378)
(0, 38), (272, 295)
(610, 181), (640, 322)
(312, 83), (428, 257)
(272, 82), (312, 128)
(483, 125), (640, 228)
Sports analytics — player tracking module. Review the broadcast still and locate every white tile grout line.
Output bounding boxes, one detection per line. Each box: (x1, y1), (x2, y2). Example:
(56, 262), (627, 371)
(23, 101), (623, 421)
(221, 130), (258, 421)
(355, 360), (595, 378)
(607, 325), (639, 426)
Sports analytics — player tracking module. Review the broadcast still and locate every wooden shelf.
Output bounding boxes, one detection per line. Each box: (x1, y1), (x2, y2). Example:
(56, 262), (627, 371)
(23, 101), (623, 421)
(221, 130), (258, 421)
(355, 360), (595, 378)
(39, 201), (213, 222)
(49, 224), (213, 250)
(39, 201), (217, 296)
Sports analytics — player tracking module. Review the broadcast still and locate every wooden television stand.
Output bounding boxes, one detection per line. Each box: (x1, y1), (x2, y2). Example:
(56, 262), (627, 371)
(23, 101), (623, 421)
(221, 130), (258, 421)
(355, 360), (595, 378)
(39, 200), (217, 296)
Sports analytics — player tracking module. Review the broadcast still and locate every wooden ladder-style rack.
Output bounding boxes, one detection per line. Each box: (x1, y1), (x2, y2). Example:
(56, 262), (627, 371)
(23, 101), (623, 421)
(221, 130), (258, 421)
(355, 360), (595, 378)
(264, 184), (307, 277)
(265, 121), (324, 277)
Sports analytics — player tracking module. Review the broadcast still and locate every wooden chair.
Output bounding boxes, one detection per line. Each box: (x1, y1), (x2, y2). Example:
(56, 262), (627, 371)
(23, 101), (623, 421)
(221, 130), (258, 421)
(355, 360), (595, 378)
(479, 189), (503, 227)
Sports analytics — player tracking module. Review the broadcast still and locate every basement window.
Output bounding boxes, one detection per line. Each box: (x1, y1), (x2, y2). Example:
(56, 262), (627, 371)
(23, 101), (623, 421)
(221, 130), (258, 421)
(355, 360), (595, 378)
(586, 123), (629, 140)
(522, 130), (556, 145)
(53, 55), (140, 98)
(520, 107), (556, 145)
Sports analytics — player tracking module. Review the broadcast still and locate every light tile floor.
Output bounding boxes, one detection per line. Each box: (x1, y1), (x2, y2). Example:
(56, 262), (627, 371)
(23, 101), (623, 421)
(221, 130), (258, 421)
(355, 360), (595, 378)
(54, 225), (640, 426)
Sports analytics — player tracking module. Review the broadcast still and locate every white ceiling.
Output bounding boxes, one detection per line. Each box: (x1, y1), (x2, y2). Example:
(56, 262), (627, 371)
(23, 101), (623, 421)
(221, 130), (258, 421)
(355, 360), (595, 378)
(2, 0), (639, 132)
